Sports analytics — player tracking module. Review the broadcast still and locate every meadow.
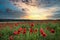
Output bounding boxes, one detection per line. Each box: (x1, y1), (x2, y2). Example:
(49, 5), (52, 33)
(0, 20), (60, 40)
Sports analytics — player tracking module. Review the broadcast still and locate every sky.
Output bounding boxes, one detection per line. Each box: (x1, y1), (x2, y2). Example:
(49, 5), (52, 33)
(0, 0), (60, 20)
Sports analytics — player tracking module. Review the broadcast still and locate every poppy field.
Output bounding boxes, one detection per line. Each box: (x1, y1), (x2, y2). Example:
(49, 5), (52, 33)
(0, 21), (60, 40)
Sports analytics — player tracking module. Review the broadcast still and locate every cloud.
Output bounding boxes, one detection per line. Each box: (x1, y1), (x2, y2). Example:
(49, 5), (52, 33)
(15, 0), (59, 20)
(0, 0), (26, 19)
(0, 0), (60, 20)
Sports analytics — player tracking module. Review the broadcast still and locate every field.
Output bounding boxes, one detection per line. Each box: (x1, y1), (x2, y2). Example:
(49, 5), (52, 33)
(0, 20), (60, 40)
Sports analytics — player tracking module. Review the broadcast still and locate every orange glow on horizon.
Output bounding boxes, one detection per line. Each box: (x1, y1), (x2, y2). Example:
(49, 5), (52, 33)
(13, 1), (57, 20)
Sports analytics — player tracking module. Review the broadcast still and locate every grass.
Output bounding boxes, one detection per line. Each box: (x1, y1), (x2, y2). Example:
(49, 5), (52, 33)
(0, 22), (60, 40)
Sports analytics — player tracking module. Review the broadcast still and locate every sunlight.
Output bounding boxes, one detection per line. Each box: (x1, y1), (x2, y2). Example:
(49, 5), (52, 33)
(13, 0), (57, 20)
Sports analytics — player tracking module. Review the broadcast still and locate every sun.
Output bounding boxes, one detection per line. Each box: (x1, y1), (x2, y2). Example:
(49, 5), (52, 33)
(12, 0), (57, 20)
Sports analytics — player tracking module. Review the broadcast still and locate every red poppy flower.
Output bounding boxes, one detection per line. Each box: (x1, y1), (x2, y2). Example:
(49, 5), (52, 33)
(40, 28), (44, 34)
(9, 36), (14, 40)
(23, 28), (26, 34)
(29, 28), (33, 34)
(34, 28), (38, 33)
(13, 31), (19, 35)
(15, 23), (18, 26)
(50, 29), (55, 33)
(18, 31), (20, 34)
(30, 23), (34, 27)
(18, 27), (23, 32)
(42, 33), (47, 37)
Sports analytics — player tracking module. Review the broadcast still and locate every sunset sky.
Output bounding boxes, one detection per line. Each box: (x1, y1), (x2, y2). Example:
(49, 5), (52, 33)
(0, 0), (60, 20)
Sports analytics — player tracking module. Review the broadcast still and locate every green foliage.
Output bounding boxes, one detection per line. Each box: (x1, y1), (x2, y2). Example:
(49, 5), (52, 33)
(0, 22), (60, 40)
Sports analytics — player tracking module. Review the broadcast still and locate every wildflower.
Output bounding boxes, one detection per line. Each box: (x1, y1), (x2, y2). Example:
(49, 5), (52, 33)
(40, 28), (44, 34)
(13, 31), (18, 35)
(34, 28), (38, 33)
(30, 23), (34, 27)
(23, 28), (26, 34)
(9, 36), (14, 40)
(29, 28), (33, 34)
(18, 27), (23, 32)
(40, 28), (47, 37)
(18, 31), (20, 34)
(50, 29), (55, 33)
(42, 33), (47, 37)
(15, 23), (18, 26)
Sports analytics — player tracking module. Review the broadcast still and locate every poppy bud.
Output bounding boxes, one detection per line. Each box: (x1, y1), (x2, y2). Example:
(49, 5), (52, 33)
(34, 28), (38, 33)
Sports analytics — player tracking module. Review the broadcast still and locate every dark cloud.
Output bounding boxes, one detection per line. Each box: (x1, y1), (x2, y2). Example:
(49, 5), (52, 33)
(0, 0), (26, 19)
(51, 10), (60, 19)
